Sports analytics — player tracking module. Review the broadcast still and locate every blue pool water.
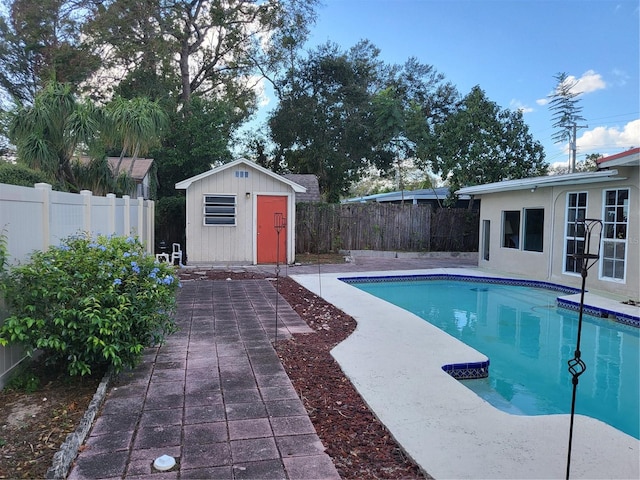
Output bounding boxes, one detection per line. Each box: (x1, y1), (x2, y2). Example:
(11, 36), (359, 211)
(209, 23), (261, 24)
(348, 277), (640, 439)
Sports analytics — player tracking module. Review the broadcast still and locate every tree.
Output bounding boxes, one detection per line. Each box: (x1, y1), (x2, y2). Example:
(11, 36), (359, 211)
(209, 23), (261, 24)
(152, 96), (240, 198)
(549, 152), (601, 175)
(0, 0), (101, 104)
(269, 41), (383, 202)
(429, 86), (548, 195)
(548, 72), (586, 145)
(85, 0), (318, 108)
(269, 41), (458, 202)
(103, 96), (169, 175)
(372, 57), (459, 195)
(8, 82), (101, 189)
(8, 81), (167, 193)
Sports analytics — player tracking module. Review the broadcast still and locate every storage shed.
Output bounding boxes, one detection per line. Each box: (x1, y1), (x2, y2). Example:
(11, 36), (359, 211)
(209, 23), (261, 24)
(175, 158), (305, 265)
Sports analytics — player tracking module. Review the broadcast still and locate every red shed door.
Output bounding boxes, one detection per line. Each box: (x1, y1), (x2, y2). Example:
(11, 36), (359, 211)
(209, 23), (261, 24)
(257, 195), (287, 264)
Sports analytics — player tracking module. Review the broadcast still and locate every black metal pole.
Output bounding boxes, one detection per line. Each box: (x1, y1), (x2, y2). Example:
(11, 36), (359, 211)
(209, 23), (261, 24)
(565, 218), (601, 480)
(274, 228), (280, 345)
(566, 265), (588, 480)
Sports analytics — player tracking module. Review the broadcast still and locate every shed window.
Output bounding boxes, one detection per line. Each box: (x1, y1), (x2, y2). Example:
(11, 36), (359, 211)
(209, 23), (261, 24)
(203, 195), (236, 225)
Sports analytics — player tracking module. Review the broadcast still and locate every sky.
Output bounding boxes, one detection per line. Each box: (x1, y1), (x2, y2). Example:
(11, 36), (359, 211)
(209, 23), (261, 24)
(258, 0), (640, 169)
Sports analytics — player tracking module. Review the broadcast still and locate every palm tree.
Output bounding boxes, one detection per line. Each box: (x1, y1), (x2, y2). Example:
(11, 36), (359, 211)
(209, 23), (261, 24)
(105, 96), (168, 177)
(8, 82), (102, 190)
(9, 82), (168, 194)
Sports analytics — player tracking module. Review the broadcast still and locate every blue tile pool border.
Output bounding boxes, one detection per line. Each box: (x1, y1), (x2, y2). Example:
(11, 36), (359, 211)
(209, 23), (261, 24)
(442, 360), (490, 380)
(339, 274), (640, 329)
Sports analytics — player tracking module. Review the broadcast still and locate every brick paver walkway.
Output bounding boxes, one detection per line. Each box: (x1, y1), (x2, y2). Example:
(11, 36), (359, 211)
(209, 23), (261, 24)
(68, 280), (339, 480)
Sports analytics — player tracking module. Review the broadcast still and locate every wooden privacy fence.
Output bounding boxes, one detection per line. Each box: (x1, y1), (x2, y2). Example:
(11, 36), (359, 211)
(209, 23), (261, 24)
(296, 203), (479, 253)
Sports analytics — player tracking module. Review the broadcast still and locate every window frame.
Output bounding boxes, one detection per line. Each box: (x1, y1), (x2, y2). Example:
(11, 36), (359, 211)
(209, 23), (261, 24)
(599, 188), (629, 282)
(203, 194), (237, 226)
(563, 191), (588, 275)
(502, 210), (521, 249)
(523, 208), (544, 252)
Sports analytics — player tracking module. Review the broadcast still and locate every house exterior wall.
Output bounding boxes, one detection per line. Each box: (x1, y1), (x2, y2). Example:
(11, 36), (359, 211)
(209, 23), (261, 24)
(476, 167), (639, 299)
(184, 164), (296, 264)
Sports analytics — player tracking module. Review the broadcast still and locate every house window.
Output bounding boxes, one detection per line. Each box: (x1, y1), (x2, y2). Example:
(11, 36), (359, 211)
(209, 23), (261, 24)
(203, 195), (236, 225)
(601, 188), (628, 281)
(523, 208), (544, 252)
(564, 192), (587, 274)
(502, 211), (520, 248)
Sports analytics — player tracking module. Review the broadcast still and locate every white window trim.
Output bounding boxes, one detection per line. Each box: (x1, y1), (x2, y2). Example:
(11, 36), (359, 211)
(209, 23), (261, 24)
(562, 191), (588, 277)
(203, 193), (237, 226)
(598, 188), (629, 283)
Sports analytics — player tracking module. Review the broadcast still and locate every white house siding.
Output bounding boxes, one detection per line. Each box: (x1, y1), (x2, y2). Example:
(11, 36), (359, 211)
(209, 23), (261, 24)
(476, 168), (639, 300)
(184, 164), (295, 264)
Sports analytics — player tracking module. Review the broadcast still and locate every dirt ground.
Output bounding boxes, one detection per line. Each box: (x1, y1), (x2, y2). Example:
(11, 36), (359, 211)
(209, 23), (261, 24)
(0, 269), (429, 479)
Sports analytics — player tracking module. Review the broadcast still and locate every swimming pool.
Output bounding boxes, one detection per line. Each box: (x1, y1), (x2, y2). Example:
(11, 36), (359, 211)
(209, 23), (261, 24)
(346, 275), (640, 439)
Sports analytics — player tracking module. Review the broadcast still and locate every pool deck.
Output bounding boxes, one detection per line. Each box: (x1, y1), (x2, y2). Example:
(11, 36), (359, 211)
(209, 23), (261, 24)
(291, 267), (640, 480)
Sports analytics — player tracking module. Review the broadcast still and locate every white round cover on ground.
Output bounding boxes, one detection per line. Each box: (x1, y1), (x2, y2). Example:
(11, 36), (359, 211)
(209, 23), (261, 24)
(153, 454), (176, 471)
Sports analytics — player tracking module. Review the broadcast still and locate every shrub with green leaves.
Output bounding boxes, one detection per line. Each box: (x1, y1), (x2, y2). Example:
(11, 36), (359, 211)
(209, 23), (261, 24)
(0, 234), (179, 376)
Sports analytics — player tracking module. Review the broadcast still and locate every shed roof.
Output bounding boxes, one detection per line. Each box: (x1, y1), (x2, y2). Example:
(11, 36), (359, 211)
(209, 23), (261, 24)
(282, 174), (321, 202)
(456, 169), (624, 196)
(175, 158), (306, 192)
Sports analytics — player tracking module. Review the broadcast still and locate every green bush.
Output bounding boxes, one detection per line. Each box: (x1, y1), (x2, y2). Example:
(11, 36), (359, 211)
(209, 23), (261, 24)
(0, 234), (179, 376)
(0, 162), (54, 187)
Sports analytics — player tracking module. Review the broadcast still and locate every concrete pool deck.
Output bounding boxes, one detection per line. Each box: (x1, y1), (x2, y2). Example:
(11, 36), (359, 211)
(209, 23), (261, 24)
(290, 267), (640, 480)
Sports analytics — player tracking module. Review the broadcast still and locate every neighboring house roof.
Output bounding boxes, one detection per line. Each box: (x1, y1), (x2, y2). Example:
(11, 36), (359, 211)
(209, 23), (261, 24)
(597, 147), (640, 168)
(456, 169), (625, 196)
(282, 174), (321, 202)
(76, 156), (153, 182)
(343, 187), (467, 203)
(175, 158), (306, 193)
(107, 157), (153, 182)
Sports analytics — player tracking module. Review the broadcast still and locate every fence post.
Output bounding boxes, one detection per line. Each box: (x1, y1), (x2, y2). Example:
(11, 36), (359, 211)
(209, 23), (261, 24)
(34, 183), (52, 250)
(123, 195), (131, 235)
(146, 200), (155, 254)
(137, 197), (144, 241)
(80, 190), (92, 233)
(107, 193), (116, 235)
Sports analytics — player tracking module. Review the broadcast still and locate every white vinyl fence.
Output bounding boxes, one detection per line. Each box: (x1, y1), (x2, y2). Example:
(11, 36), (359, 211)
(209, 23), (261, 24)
(0, 182), (155, 387)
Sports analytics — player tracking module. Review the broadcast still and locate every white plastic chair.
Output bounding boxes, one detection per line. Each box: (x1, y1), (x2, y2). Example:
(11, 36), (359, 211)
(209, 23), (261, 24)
(171, 243), (183, 266)
(155, 253), (170, 263)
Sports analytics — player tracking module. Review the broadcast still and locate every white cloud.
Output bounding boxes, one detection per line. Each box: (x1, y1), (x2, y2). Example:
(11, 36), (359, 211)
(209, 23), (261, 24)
(577, 118), (640, 153)
(509, 99), (533, 113)
(564, 70), (607, 95)
(538, 70), (607, 105)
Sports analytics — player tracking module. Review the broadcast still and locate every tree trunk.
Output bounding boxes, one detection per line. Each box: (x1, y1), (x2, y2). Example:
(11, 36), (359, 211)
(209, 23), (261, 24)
(180, 41), (191, 105)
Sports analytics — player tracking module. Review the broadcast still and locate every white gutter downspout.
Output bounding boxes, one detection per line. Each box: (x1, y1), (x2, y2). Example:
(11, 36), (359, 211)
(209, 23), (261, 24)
(549, 187), (565, 282)
(548, 186), (556, 281)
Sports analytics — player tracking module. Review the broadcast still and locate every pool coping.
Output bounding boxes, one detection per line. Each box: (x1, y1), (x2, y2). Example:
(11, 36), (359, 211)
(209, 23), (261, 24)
(290, 267), (640, 480)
